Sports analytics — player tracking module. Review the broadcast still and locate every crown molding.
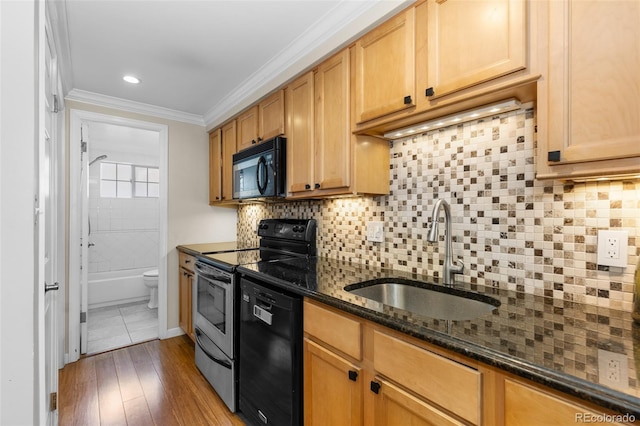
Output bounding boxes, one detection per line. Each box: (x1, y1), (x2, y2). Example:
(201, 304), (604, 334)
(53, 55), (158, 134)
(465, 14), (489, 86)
(66, 89), (205, 126)
(204, 0), (414, 130)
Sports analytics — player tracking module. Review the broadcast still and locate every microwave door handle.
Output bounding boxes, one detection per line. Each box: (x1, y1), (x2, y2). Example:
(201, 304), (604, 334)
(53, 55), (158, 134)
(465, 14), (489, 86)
(256, 156), (268, 195)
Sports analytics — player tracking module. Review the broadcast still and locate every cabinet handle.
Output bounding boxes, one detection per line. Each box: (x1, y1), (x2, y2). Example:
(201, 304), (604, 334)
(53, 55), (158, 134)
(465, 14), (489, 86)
(425, 87), (435, 97)
(257, 137), (263, 142)
(370, 381), (381, 394)
(251, 139), (257, 144)
(403, 95), (412, 105)
(305, 184), (311, 190)
(548, 151), (561, 162)
(185, 259), (191, 263)
(314, 183), (320, 189)
(348, 370), (358, 381)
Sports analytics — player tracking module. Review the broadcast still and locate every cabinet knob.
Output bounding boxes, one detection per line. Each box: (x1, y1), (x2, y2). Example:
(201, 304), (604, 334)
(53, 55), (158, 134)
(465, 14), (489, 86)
(251, 139), (257, 144)
(314, 183), (321, 189)
(425, 87), (435, 97)
(403, 95), (412, 105)
(548, 151), (561, 162)
(305, 184), (311, 190)
(370, 381), (381, 394)
(257, 137), (263, 142)
(348, 370), (358, 381)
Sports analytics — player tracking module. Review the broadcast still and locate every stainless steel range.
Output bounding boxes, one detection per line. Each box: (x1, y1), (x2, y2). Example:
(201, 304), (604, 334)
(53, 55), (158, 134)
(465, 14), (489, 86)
(193, 218), (316, 415)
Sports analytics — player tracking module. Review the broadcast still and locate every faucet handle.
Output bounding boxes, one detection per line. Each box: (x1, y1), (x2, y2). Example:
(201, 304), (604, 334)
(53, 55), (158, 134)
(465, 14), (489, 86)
(453, 259), (464, 274)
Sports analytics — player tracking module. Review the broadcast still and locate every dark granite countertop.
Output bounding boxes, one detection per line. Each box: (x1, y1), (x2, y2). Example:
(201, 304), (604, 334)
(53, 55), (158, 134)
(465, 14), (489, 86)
(238, 256), (640, 417)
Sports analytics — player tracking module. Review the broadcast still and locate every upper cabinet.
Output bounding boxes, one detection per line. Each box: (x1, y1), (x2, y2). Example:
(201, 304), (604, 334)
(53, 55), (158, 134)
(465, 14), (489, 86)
(353, 0), (537, 136)
(423, 0), (526, 100)
(209, 121), (237, 205)
(286, 72), (315, 195)
(208, 128), (222, 203)
(286, 48), (389, 199)
(536, 0), (640, 180)
(354, 7), (416, 124)
(237, 90), (285, 152)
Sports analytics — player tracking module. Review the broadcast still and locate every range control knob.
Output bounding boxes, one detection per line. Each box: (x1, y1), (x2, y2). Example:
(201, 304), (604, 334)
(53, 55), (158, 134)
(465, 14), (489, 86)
(259, 223), (269, 230)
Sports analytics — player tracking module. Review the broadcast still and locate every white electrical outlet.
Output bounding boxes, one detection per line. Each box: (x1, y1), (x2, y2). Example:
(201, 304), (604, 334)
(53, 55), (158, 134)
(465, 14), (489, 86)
(366, 221), (384, 243)
(597, 230), (628, 268)
(598, 349), (628, 391)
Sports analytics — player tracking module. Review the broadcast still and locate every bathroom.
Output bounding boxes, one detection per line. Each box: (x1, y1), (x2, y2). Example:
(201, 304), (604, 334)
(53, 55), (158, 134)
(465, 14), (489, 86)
(85, 121), (161, 354)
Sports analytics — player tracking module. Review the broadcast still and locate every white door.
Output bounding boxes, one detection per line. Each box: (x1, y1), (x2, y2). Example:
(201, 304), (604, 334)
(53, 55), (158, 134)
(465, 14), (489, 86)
(39, 10), (61, 425)
(80, 122), (90, 354)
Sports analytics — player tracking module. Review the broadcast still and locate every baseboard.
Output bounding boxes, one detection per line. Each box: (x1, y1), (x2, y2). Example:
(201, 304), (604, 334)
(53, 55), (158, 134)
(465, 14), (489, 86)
(164, 327), (186, 339)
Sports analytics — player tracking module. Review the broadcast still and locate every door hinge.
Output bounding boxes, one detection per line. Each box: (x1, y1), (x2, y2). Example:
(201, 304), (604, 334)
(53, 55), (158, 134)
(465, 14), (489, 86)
(80, 311), (87, 323)
(81, 141), (87, 153)
(50, 392), (57, 411)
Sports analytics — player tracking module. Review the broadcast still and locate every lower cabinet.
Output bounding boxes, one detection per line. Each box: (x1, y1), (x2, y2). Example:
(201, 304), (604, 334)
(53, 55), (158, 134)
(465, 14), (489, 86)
(178, 251), (195, 341)
(303, 298), (635, 426)
(304, 339), (363, 426)
(304, 299), (478, 425)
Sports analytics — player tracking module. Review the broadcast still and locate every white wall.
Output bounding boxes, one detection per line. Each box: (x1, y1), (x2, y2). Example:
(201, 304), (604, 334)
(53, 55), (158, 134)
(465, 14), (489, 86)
(65, 100), (238, 332)
(0, 1), (38, 424)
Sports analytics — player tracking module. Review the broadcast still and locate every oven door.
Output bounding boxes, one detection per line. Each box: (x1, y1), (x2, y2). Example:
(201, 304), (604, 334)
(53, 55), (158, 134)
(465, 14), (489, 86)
(194, 261), (234, 358)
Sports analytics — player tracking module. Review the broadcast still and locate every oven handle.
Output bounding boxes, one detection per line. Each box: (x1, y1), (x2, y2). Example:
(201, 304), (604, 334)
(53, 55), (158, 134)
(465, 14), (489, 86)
(195, 329), (232, 370)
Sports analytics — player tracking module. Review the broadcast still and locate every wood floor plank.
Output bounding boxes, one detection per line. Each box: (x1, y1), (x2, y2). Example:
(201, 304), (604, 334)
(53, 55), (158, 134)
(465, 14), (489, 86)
(122, 396), (154, 426)
(128, 343), (181, 426)
(94, 352), (127, 425)
(59, 335), (244, 426)
(113, 346), (144, 402)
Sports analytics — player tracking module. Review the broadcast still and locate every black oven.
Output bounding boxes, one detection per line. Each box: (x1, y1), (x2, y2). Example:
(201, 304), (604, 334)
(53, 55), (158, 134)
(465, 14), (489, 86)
(232, 136), (286, 200)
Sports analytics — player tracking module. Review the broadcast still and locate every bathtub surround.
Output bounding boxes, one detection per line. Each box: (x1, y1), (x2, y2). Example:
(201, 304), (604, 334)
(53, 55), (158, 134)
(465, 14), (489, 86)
(238, 108), (640, 311)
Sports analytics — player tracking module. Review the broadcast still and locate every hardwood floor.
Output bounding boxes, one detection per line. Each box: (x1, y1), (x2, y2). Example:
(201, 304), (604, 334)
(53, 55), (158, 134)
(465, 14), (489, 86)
(59, 335), (245, 425)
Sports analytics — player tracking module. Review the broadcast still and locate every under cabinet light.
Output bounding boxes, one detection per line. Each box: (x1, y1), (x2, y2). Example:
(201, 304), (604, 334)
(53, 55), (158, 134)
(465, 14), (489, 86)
(383, 98), (522, 139)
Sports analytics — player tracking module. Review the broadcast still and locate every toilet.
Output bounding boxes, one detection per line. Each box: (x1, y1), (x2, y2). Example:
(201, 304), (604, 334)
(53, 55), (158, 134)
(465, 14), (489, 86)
(143, 269), (159, 309)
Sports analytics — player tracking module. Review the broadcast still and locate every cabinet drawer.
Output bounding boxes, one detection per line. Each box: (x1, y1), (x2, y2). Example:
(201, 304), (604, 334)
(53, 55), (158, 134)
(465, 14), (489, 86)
(304, 300), (362, 360)
(373, 331), (480, 424)
(179, 252), (195, 272)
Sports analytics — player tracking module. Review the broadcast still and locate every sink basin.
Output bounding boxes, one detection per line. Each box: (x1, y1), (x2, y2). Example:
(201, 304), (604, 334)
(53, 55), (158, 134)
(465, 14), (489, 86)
(344, 279), (500, 321)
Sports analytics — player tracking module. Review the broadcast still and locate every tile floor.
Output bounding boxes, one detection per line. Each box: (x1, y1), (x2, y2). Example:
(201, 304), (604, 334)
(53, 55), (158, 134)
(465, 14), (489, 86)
(87, 301), (158, 355)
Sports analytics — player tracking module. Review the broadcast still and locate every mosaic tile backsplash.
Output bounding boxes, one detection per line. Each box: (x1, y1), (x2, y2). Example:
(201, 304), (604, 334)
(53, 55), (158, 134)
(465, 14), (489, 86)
(238, 108), (640, 311)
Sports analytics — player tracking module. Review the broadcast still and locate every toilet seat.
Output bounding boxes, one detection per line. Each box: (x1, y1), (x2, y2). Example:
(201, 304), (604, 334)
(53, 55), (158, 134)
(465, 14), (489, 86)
(143, 269), (158, 278)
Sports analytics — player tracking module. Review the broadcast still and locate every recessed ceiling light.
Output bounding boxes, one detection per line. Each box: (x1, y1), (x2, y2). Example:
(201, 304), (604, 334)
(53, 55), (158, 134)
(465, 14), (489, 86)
(123, 75), (140, 84)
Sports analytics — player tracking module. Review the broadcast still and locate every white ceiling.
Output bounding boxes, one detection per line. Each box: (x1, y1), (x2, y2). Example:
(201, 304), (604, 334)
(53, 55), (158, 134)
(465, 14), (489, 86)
(51, 0), (412, 128)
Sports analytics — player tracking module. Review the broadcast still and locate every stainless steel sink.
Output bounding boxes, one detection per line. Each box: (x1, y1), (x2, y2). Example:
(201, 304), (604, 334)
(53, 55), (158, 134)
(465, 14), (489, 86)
(344, 279), (500, 321)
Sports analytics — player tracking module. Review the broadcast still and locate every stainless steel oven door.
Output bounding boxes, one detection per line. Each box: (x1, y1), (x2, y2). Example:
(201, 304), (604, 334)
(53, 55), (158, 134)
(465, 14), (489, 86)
(194, 261), (234, 358)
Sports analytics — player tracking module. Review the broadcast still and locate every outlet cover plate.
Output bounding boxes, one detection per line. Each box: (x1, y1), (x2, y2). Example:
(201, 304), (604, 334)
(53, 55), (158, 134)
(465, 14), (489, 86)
(366, 221), (384, 243)
(598, 349), (628, 391)
(597, 230), (628, 268)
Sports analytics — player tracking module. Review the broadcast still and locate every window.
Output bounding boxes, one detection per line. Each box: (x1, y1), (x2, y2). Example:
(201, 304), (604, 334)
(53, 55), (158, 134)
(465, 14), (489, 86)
(100, 162), (159, 198)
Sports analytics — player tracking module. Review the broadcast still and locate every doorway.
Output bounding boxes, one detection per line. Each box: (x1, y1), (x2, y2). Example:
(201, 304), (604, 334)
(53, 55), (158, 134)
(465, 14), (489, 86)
(69, 110), (168, 361)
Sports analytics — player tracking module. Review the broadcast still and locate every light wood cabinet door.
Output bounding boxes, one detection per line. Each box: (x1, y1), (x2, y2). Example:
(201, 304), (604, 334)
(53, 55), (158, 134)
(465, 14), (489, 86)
(221, 120), (236, 201)
(354, 6), (415, 123)
(304, 339), (363, 426)
(425, 0), (526, 100)
(315, 49), (351, 192)
(370, 377), (464, 426)
(537, 0), (640, 179)
(504, 379), (629, 426)
(179, 267), (194, 341)
(259, 90), (285, 141)
(236, 106), (258, 152)
(208, 129), (222, 204)
(286, 72), (315, 195)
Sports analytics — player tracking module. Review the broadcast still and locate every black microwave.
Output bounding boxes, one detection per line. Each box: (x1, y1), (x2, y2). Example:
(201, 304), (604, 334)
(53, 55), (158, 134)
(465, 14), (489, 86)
(232, 136), (286, 200)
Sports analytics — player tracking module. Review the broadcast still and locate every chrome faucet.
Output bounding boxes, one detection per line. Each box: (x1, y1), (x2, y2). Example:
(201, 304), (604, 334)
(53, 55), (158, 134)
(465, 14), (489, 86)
(427, 199), (464, 285)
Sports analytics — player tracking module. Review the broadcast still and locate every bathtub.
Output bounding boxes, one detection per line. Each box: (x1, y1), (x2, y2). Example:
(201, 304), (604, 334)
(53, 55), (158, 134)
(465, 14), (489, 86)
(88, 267), (154, 309)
